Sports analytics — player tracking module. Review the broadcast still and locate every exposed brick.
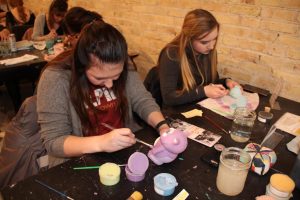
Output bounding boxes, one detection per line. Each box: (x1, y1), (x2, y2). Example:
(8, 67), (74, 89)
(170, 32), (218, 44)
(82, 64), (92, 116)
(287, 48), (300, 60)
(229, 5), (261, 17)
(261, 7), (298, 22)
(26, 0), (300, 102)
(260, 20), (298, 34)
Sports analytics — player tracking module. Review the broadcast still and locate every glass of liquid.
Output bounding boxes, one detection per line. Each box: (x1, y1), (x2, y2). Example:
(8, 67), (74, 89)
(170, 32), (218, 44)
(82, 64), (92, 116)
(216, 147), (251, 196)
(230, 107), (256, 143)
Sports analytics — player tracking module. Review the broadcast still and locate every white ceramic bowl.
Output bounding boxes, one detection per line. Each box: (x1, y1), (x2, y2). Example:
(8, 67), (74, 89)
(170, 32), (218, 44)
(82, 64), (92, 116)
(33, 41), (46, 50)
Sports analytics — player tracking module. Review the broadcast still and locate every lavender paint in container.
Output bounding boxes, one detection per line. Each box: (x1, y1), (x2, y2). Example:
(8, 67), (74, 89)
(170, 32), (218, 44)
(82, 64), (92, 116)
(125, 152), (149, 182)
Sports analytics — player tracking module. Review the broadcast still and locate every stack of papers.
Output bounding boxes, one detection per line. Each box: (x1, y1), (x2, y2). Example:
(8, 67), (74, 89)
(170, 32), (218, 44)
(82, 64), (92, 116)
(16, 40), (33, 50)
(275, 112), (300, 136)
(0, 54), (38, 65)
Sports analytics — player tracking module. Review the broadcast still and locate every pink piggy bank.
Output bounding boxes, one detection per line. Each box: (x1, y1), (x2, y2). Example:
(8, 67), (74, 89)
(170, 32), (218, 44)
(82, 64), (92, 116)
(148, 128), (188, 165)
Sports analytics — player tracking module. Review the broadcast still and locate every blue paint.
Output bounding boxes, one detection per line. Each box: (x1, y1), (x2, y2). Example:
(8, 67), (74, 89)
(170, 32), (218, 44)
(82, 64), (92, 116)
(153, 173), (178, 196)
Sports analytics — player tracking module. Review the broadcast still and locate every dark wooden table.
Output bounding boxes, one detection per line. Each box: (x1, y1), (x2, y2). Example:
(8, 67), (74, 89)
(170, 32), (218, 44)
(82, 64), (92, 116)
(1, 95), (299, 200)
(0, 48), (47, 111)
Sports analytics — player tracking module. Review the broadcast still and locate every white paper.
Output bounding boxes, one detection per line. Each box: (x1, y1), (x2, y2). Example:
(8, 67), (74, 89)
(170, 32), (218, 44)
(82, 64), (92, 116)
(0, 54), (38, 65)
(198, 91), (259, 119)
(168, 118), (221, 147)
(275, 112), (300, 136)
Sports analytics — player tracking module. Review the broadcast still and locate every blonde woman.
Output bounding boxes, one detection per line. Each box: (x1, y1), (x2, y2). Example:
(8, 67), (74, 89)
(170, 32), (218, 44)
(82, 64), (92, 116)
(158, 9), (240, 106)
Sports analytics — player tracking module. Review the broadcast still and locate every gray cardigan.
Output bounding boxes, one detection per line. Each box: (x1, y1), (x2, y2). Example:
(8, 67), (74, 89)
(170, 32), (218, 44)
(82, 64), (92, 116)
(32, 13), (46, 40)
(37, 67), (160, 167)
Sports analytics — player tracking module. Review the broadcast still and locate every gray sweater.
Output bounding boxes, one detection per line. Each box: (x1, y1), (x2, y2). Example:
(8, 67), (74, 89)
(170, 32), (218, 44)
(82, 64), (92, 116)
(32, 13), (46, 40)
(37, 65), (160, 167)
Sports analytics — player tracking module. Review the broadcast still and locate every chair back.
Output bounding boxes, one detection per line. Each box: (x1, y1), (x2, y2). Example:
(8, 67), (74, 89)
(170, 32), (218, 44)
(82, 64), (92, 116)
(144, 66), (162, 107)
(0, 96), (47, 189)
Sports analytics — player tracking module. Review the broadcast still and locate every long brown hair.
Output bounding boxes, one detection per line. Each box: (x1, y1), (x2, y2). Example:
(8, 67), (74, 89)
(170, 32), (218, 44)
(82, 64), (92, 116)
(48, 0), (68, 29)
(9, 0), (26, 23)
(165, 9), (219, 93)
(62, 7), (103, 35)
(70, 21), (129, 130)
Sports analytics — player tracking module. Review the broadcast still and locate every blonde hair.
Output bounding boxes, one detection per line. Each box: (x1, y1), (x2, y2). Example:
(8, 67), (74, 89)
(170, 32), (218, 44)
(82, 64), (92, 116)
(167, 9), (219, 94)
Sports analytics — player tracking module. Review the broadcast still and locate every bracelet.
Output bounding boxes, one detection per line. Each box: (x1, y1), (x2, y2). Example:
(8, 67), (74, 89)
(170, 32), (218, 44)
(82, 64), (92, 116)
(155, 120), (168, 131)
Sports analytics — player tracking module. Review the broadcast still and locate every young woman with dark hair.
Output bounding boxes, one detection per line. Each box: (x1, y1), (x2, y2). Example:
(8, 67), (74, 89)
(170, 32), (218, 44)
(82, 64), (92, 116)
(62, 6), (103, 48)
(32, 0), (68, 41)
(158, 9), (240, 106)
(37, 21), (169, 167)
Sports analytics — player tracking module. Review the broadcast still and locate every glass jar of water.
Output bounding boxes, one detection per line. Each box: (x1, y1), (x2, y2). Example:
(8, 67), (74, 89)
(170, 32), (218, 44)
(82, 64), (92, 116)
(230, 107), (256, 142)
(216, 147), (251, 196)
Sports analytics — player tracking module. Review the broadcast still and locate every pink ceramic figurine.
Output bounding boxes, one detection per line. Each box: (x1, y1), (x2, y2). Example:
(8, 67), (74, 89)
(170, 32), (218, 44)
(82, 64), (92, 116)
(148, 128), (188, 165)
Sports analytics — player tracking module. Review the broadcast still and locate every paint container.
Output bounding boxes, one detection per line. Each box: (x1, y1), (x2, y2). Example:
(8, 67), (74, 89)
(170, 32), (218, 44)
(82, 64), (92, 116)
(266, 174), (295, 200)
(127, 191), (143, 200)
(153, 173), (178, 196)
(258, 111), (273, 123)
(98, 162), (121, 186)
(125, 152), (149, 182)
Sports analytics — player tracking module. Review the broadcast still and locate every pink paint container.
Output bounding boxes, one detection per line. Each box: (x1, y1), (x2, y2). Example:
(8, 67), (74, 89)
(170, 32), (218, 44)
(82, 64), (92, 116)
(125, 152), (149, 182)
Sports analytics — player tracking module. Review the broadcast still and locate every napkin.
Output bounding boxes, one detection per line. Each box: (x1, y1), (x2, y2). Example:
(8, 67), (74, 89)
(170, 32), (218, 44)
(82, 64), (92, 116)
(0, 54), (38, 65)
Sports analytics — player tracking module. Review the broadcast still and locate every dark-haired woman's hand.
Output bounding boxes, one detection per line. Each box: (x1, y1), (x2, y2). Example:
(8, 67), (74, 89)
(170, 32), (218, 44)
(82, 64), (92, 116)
(99, 128), (136, 152)
(204, 84), (228, 99)
(46, 29), (58, 40)
(0, 29), (10, 41)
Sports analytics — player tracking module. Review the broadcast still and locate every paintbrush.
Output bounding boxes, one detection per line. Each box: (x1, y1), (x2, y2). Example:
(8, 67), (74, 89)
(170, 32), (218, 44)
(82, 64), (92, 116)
(73, 164), (126, 170)
(203, 115), (229, 135)
(35, 179), (74, 200)
(101, 122), (153, 148)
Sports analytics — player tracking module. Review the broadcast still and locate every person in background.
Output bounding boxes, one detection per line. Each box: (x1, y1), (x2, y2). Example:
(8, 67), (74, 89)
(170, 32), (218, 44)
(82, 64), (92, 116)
(62, 6), (103, 48)
(32, 0), (68, 41)
(158, 9), (240, 106)
(0, 0), (9, 25)
(0, 0), (35, 40)
(44, 7), (103, 61)
(37, 21), (169, 167)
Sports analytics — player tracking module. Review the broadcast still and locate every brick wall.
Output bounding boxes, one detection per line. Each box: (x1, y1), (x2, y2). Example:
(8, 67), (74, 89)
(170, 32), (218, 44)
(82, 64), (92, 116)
(25, 0), (300, 102)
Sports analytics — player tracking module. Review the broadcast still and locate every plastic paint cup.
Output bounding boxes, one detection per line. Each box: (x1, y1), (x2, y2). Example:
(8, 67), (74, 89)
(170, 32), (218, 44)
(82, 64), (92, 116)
(153, 173), (178, 196)
(98, 162), (121, 186)
(125, 152), (149, 182)
(258, 111), (273, 123)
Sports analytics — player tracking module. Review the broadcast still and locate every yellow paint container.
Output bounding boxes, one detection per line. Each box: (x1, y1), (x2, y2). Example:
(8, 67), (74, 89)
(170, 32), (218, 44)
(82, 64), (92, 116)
(99, 162), (121, 186)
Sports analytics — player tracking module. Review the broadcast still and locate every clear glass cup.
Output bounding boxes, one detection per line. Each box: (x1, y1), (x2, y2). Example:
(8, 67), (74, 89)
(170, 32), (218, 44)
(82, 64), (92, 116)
(230, 107), (256, 142)
(216, 147), (251, 196)
(0, 40), (11, 57)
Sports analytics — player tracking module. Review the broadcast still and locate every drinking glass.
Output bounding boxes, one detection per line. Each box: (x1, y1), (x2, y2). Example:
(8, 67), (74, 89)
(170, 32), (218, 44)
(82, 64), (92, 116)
(230, 107), (256, 142)
(216, 147), (251, 196)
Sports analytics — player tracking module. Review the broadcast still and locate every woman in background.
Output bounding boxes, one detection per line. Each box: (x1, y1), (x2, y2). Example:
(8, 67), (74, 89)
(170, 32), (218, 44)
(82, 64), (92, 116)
(44, 7), (103, 61)
(62, 6), (103, 48)
(37, 21), (169, 167)
(0, 0), (35, 40)
(32, 0), (68, 41)
(158, 9), (240, 106)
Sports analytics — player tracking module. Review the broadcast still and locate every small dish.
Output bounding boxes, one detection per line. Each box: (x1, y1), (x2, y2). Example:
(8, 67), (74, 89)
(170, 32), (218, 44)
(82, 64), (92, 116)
(33, 41), (46, 50)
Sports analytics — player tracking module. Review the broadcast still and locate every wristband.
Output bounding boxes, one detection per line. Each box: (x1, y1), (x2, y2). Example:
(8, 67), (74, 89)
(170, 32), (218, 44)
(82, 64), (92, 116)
(155, 120), (168, 131)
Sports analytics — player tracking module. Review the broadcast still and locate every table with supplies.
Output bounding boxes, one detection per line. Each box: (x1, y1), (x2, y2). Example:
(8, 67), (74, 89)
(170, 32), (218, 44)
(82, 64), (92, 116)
(1, 93), (299, 199)
(0, 44), (47, 111)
